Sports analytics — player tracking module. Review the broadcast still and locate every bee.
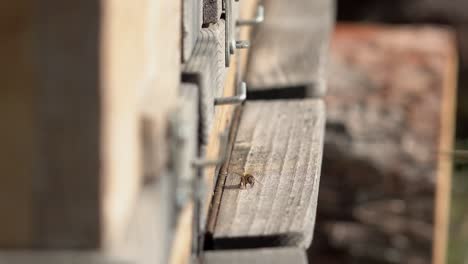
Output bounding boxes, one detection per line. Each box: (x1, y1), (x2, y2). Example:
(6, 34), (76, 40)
(231, 172), (263, 189)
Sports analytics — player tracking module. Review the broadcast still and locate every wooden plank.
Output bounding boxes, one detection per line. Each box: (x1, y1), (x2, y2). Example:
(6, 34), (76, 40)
(0, 246), (308, 264)
(434, 25), (458, 264)
(183, 20), (227, 145)
(207, 107), (243, 235)
(199, 0), (261, 248)
(171, 84), (199, 210)
(203, 248), (308, 264)
(166, 84), (200, 260)
(212, 99), (325, 249)
(182, 0), (202, 61)
(169, 202), (195, 264)
(109, 178), (175, 264)
(0, 252), (116, 264)
(140, 0), (181, 179)
(0, 0), (104, 248)
(201, 0), (260, 231)
(0, 179), (175, 264)
(246, 0), (335, 98)
(167, 1), (260, 262)
(0, 0), (179, 248)
(203, 0), (222, 25)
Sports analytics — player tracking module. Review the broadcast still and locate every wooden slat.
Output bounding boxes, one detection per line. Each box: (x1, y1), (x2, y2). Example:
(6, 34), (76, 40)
(183, 20), (227, 145)
(246, 0), (334, 98)
(140, 0), (182, 180)
(166, 84), (200, 261)
(167, 1), (260, 262)
(212, 99), (325, 249)
(0, 0), (179, 248)
(434, 25), (458, 264)
(201, 0), (260, 229)
(0, 0), (101, 247)
(203, 248), (308, 264)
(182, 0), (202, 62)
(0, 246), (308, 264)
(173, 83), (199, 205)
(0, 179), (175, 264)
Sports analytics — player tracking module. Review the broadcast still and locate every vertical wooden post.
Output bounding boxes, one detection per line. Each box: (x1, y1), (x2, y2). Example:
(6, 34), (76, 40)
(433, 33), (458, 264)
(0, 0), (180, 249)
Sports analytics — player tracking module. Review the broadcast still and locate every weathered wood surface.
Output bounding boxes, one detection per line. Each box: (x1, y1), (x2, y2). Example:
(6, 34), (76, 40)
(0, 180), (174, 264)
(183, 0), (202, 61)
(246, 0), (335, 97)
(0, 0), (179, 249)
(171, 1), (260, 262)
(308, 24), (457, 264)
(168, 84), (200, 258)
(0, 0), (101, 248)
(203, 248), (308, 264)
(169, 84), (199, 210)
(203, 0), (222, 25)
(199, 0), (261, 249)
(139, 0), (181, 180)
(212, 99), (325, 249)
(183, 20), (226, 145)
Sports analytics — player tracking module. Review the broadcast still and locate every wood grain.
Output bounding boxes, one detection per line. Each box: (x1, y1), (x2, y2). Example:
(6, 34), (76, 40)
(0, 0), (180, 248)
(212, 99), (325, 249)
(203, 0), (222, 25)
(433, 26), (457, 264)
(201, 0), (260, 225)
(183, 0), (202, 62)
(166, 1), (258, 263)
(246, 0), (335, 97)
(203, 248), (308, 264)
(0, 180), (176, 264)
(0, 0), (102, 248)
(183, 20), (227, 145)
(172, 84), (199, 207)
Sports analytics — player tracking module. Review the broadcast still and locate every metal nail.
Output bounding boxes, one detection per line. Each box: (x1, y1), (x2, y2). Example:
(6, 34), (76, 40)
(215, 81), (247, 105)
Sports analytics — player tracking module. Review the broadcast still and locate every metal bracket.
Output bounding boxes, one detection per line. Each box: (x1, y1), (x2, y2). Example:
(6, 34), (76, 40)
(236, 5), (264, 26)
(215, 81), (247, 105)
(192, 132), (229, 168)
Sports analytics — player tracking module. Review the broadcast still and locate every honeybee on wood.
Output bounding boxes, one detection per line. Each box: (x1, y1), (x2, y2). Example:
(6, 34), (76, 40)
(231, 172), (263, 189)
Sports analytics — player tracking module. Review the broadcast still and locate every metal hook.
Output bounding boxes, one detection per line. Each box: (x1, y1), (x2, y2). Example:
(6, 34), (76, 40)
(192, 132), (229, 168)
(236, 5), (264, 26)
(215, 81), (247, 105)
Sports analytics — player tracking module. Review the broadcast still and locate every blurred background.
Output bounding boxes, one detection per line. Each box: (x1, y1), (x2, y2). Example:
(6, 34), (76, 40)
(308, 1), (468, 263)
